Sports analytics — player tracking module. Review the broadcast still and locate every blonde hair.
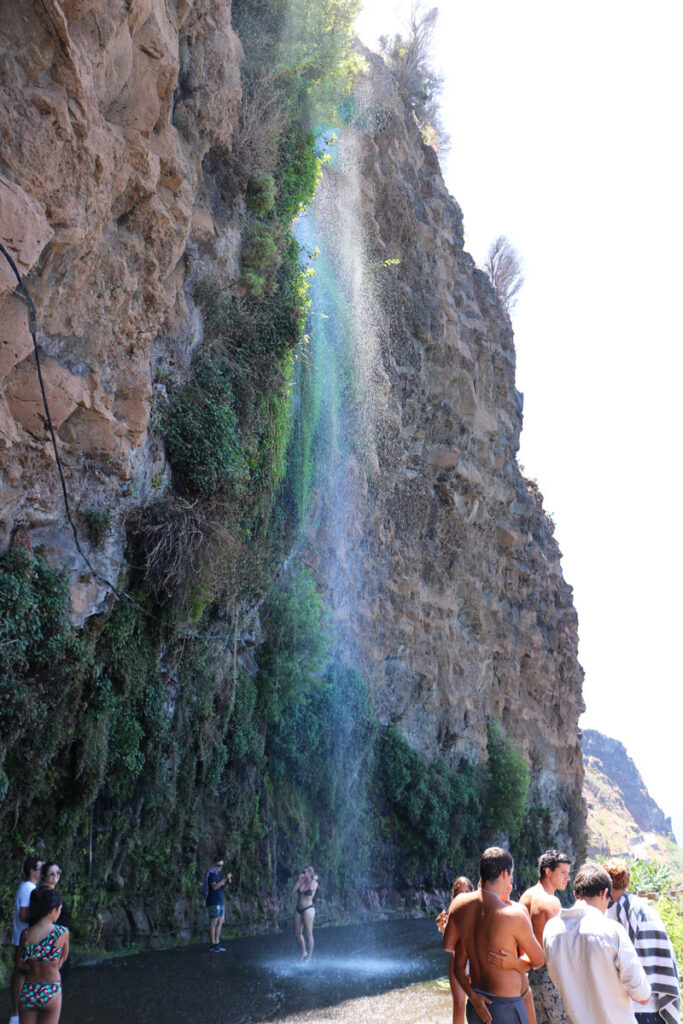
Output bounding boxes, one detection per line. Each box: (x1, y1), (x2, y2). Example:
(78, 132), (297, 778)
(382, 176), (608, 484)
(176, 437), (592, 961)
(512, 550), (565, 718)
(452, 876), (474, 898)
(604, 858), (630, 891)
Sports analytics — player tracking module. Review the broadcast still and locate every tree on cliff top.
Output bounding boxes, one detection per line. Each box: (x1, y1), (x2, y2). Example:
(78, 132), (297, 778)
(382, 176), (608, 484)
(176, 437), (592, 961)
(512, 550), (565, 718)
(379, 4), (449, 152)
(484, 235), (525, 312)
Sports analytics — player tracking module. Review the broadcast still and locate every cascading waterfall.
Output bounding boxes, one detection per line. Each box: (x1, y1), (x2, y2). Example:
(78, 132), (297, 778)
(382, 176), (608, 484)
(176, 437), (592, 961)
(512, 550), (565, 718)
(293, 126), (388, 667)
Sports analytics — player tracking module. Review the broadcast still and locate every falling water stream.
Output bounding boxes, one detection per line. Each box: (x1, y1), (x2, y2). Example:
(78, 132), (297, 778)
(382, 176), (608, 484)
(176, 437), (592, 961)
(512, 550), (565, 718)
(3, 113), (439, 1024)
(1, 919), (451, 1023)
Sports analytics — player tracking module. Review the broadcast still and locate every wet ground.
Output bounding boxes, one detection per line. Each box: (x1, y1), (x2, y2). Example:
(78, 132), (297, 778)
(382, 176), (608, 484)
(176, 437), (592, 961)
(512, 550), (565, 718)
(4, 918), (453, 1023)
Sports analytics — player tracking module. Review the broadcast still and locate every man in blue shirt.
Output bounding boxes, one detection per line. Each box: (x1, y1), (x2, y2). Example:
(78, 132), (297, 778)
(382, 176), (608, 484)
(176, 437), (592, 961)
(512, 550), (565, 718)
(204, 855), (231, 952)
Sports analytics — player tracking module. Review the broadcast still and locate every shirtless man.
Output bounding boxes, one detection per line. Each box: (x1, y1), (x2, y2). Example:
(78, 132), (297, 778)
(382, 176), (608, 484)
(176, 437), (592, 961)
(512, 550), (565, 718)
(443, 847), (544, 1024)
(520, 850), (572, 1024)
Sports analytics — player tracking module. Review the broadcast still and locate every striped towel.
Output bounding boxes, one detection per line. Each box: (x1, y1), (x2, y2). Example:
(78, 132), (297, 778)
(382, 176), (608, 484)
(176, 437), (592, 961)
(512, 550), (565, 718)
(612, 893), (680, 1024)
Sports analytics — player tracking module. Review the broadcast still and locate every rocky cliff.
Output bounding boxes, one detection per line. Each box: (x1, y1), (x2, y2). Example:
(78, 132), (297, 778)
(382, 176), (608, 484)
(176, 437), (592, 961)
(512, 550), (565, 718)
(583, 728), (677, 857)
(1, 0), (585, 943)
(0, 0), (241, 621)
(306, 53), (585, 838)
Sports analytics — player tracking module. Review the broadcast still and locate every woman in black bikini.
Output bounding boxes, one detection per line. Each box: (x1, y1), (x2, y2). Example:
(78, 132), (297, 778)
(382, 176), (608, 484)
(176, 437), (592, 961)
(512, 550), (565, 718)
(291, 865), (318, 960)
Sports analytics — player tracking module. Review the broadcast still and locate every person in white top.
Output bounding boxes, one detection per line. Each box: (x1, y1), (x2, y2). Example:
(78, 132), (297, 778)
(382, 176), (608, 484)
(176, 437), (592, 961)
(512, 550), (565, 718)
(543, 862), (651, 1024)
(9, 854), (44, 1024)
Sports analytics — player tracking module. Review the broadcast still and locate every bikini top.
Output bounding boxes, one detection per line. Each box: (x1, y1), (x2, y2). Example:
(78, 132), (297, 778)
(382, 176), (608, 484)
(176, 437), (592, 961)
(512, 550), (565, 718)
(23, 925), (67, 962)
(301, 889), (315, 897)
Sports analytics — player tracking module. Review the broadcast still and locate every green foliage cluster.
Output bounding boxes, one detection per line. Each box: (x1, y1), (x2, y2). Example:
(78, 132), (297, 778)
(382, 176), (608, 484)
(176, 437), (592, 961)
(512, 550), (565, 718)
(0, 545), (565, 969)
(159, 0), (362, 617)
(621, 858), (673, 894)
(165, 355), (249, 497)
(484, 720), (531, 844)
(0, 552), (84, 783)
(376, 723), (482, 885)
(256, 567), (331, 724)
(0, 550), (245, 957)
(233, 0), (363, 125)
(657, 897), (683, 966)
(83, 507), (112, 547)
(246, 171), (276, 216)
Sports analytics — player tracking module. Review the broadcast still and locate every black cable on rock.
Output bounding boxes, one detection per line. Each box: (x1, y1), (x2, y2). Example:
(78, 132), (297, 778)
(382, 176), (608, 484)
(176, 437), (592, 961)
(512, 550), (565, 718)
(0, 240), (253, 646)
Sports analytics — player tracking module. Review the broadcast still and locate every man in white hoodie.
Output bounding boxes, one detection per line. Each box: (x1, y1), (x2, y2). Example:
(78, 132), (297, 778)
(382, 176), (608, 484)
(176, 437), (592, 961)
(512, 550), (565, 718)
(543, 862), (651, 1024)
(9, 854), (43, 1024)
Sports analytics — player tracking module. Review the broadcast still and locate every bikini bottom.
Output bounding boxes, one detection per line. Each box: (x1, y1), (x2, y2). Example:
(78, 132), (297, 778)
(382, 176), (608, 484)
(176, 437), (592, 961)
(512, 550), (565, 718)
(20, 981), (61, 1009)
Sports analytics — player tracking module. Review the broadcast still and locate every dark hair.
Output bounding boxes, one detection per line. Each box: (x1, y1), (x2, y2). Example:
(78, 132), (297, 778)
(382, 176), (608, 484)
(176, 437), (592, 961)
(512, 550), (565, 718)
(573, 863), (612, 900)
(28, 885), (63, 926)
(480, 847), (514, 884)
(212, 854), (224, 864)
(538, 849), (572, 881)
(22, 856), (41, 879)
(41, 861), (60, 880)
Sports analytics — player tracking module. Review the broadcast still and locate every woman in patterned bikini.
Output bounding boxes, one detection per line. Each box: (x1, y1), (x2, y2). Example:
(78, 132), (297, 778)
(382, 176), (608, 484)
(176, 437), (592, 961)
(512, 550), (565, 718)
(291, 866), (318, 961)
(18, 885), (69, 1024)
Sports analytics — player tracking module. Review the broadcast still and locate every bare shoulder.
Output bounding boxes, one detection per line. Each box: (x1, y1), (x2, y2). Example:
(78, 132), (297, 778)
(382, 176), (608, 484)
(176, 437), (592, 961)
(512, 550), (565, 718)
(505, 901), (532, 920)
(447, 890), (480, 917)
(522, 884), (559, 915)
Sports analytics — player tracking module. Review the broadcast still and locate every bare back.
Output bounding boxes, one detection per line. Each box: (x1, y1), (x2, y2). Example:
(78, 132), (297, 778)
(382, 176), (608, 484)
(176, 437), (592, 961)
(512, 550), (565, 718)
(520, 883), (561, 945)
(444, 890), (543, 998)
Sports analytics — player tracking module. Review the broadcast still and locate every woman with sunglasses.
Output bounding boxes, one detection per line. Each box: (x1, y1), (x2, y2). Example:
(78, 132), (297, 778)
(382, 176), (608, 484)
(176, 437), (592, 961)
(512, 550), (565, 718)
(40, 865), (70, 985)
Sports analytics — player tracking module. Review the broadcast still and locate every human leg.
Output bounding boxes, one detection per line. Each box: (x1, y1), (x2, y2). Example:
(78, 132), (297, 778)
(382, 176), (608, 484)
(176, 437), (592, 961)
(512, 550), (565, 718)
(293, 910), (306, 958)
(302, 907), (315, 960)
(214, 909), (225, 948)
(208, 906), (221, 947)
(448, 953), (466, 1024)
(528, 966), (567, 1024)
(37, 988), (62, 1024)
(522, 986), (536, 1024)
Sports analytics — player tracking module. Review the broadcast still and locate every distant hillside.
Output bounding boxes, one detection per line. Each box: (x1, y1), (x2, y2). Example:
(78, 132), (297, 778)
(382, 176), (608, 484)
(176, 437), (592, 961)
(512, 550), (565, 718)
(582, 729), (683, 880)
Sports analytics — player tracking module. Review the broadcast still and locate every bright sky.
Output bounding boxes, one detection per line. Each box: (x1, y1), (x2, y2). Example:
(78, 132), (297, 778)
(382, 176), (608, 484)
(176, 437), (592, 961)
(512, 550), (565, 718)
(355, 0), (683, 845)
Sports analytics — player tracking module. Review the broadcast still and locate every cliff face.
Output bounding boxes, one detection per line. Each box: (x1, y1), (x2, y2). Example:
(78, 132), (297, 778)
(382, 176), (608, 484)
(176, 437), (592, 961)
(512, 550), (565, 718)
(583, 728), (677, 855)
(1, 4), (584, 858)
(0, 0), (241, 621)
(307, 54), (585, 839)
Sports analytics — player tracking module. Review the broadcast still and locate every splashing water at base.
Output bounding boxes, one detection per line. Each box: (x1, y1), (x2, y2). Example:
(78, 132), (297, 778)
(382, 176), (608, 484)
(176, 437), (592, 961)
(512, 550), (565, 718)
(11, 918), (451, 1023)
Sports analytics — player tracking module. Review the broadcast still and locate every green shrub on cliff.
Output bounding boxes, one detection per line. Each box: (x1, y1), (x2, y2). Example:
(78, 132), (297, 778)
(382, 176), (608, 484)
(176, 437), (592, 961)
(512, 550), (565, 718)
(0, 551), (84, 792)
(484, 720), (530, 843)
(377, 722), (483, 883)
(165, 355), (249, 497)
(0, 550), (82, 681)
(246, 171), (277, 216)
(256, 566), (331, 724)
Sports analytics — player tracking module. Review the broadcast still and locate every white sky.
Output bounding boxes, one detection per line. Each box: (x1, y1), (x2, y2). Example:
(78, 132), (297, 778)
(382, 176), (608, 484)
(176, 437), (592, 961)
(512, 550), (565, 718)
(355, 0), (683, 844)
